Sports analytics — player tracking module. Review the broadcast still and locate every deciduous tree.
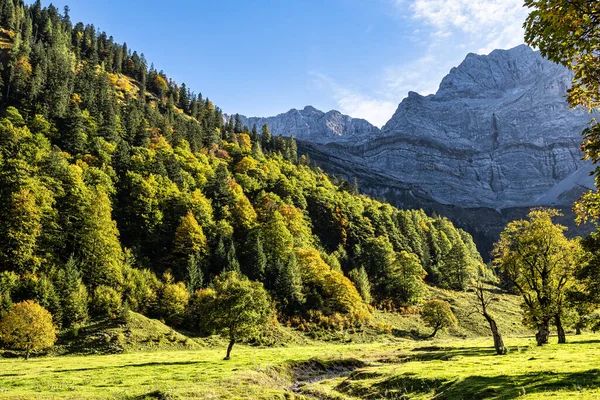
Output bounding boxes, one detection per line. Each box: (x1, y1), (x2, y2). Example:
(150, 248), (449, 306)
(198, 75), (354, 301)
(195, 272), (272, 360)
(0, 300), (56, 359)
(493, 209), (583, 345)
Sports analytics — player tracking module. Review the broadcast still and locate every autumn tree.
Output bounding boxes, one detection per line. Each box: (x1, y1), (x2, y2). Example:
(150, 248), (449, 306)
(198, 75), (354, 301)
(493, 209), (583, 345)
(421, 299), (457, 338)
(173, 211), (207, 280)
(0, 300), (56, 359)
(523, 1), (600, 222)
(195, 272), (272, 360)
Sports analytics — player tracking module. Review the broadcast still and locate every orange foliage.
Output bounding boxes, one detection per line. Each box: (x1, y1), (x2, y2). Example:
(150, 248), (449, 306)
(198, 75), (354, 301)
(295, 249), (371, 327)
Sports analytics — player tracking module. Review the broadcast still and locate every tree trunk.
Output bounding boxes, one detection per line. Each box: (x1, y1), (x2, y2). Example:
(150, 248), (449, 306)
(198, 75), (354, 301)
(224, 339), (235, 360)
(484, 314), (507, 355)
(555, 315), (566, 344)
(535, 320), (550, 346)
(576, 326), (582, 335)
(429, 326), (439, 338)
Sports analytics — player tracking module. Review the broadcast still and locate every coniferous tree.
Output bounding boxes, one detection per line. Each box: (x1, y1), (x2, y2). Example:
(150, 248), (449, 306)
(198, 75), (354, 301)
(225, 241), (241, 274)
(186, 253), (204, 293)
(234, 113), (243, 134)
(261, 124), (272, 152)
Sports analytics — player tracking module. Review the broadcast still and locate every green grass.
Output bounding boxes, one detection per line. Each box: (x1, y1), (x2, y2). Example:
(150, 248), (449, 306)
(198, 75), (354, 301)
(0, 288), (578, 399)
(1, 334), (600, 399)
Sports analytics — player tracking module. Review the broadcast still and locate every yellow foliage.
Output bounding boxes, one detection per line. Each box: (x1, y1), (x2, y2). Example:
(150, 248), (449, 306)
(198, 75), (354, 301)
(16, 56), (32, 77)
(234, 156), (259, 175)
(0, 300), (56, 358)
(238, 133), (252, 151)
(295, 249), (371, 327)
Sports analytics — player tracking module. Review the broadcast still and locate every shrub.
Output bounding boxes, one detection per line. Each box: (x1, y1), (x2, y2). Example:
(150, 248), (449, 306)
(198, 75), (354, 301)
(91, 285), (122, 319)
(421, 299), (457, 338)
(0, 300), (56, 359)
(158, 282), (190, 326)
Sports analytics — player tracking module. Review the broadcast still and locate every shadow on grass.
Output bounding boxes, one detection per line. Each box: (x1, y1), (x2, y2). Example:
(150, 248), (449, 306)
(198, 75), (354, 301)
(290, 358), (367, 382)
(338, 371), (446, 399)
(128, 389), (177, 400)
(391, 328), (430, 340)
(53, 360), (209, 374)
(379, 345), (514, 364)
(435, 369), (600, 399)
(336, 369), (600, 400)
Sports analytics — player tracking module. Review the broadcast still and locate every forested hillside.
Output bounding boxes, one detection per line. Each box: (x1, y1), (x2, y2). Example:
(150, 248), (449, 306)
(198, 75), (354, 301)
(0, 0), (486, 332)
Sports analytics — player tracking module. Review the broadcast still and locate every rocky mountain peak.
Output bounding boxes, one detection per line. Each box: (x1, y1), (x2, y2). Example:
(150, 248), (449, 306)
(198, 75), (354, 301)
(435, 44), (553, 100)
(237, 106), (380, 144)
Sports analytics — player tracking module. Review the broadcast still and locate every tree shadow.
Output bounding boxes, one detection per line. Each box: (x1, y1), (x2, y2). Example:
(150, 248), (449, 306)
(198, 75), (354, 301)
(337, 371), (446, 398)
(392, 328), (430, 340)
(336, 369), (600, 399)
(53, 360), (208, 374)
(435, 369), (600, 399)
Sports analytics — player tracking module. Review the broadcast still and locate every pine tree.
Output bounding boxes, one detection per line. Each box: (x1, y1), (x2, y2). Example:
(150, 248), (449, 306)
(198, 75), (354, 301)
(211, 236), (228, 277)
(261, 124), (272, 152)
(186, 253), (204, 293)
(55, 256), (89, 327)
(245, 232), (267, 281)
(60, 101), (87, 155)
(234, 113), (243, 134)
(225, 241), (241, 274)
(274, 253), (304, 311)
(288, 136), (298, 163)
(348, 267), (372, 304)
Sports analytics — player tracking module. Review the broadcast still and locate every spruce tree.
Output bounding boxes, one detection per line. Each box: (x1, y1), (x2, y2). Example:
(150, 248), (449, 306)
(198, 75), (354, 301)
(225, 241), (241, 274)
(274, 253), (304, 312)
(234, 113), (243, 134)
(186, 253), (204, 293)
(261, 124), (272, 152)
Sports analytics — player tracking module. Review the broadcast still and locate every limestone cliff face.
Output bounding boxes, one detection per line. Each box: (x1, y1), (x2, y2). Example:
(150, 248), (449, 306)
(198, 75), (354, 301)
(235, 106), (380, 144)
(375, 44), (594, 209)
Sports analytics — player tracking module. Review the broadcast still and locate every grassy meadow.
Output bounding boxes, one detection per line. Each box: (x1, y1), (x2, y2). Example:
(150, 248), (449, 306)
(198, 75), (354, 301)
(4, 286), (583, 400)
(1, 334), (599, 399)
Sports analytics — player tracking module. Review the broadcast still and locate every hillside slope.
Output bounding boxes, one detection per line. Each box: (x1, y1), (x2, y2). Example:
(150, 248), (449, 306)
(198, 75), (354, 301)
(0, 0), (495, 342)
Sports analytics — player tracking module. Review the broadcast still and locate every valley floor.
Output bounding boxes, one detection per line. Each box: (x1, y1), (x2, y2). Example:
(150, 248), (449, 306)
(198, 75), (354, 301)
(1, 334), (599, 399)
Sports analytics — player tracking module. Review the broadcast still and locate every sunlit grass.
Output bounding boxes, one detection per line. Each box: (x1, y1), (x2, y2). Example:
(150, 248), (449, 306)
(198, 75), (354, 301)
(1, 334), (599, 399)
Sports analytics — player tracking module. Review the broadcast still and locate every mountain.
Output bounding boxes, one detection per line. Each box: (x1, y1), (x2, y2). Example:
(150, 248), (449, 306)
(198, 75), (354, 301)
(232, 106), (380, 144)
(378, 44), (594, 209)
(247, 45), (595, 255)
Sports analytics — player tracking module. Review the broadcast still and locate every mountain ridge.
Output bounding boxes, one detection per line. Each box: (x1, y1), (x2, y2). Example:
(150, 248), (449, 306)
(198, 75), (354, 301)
(228, 105), (381, 144)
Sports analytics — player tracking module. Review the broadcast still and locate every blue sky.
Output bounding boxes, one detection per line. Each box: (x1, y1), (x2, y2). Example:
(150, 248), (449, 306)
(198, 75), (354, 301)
(38, 0), (528, 126)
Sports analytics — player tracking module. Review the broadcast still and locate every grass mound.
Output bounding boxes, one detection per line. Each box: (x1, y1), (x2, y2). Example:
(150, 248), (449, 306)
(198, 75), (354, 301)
(55, 311), (200, 355)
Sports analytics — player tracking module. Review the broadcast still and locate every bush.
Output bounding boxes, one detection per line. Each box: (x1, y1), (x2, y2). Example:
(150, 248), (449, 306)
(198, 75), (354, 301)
(421, 299), (457, 338)
(91, 285), (123, 319)
(158, 282), (189, 326)
(0, 300), (56, 359)
(122, 266), (161, 314)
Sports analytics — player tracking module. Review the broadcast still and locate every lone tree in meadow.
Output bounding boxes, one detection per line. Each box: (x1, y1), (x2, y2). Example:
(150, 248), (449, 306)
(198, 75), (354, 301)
(493, 209), (584, 345)
(421, 299), (457, 338)
(196, 271), (272, 360)
(470, 270), (507, 355)
(0, 300), (57, 359)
